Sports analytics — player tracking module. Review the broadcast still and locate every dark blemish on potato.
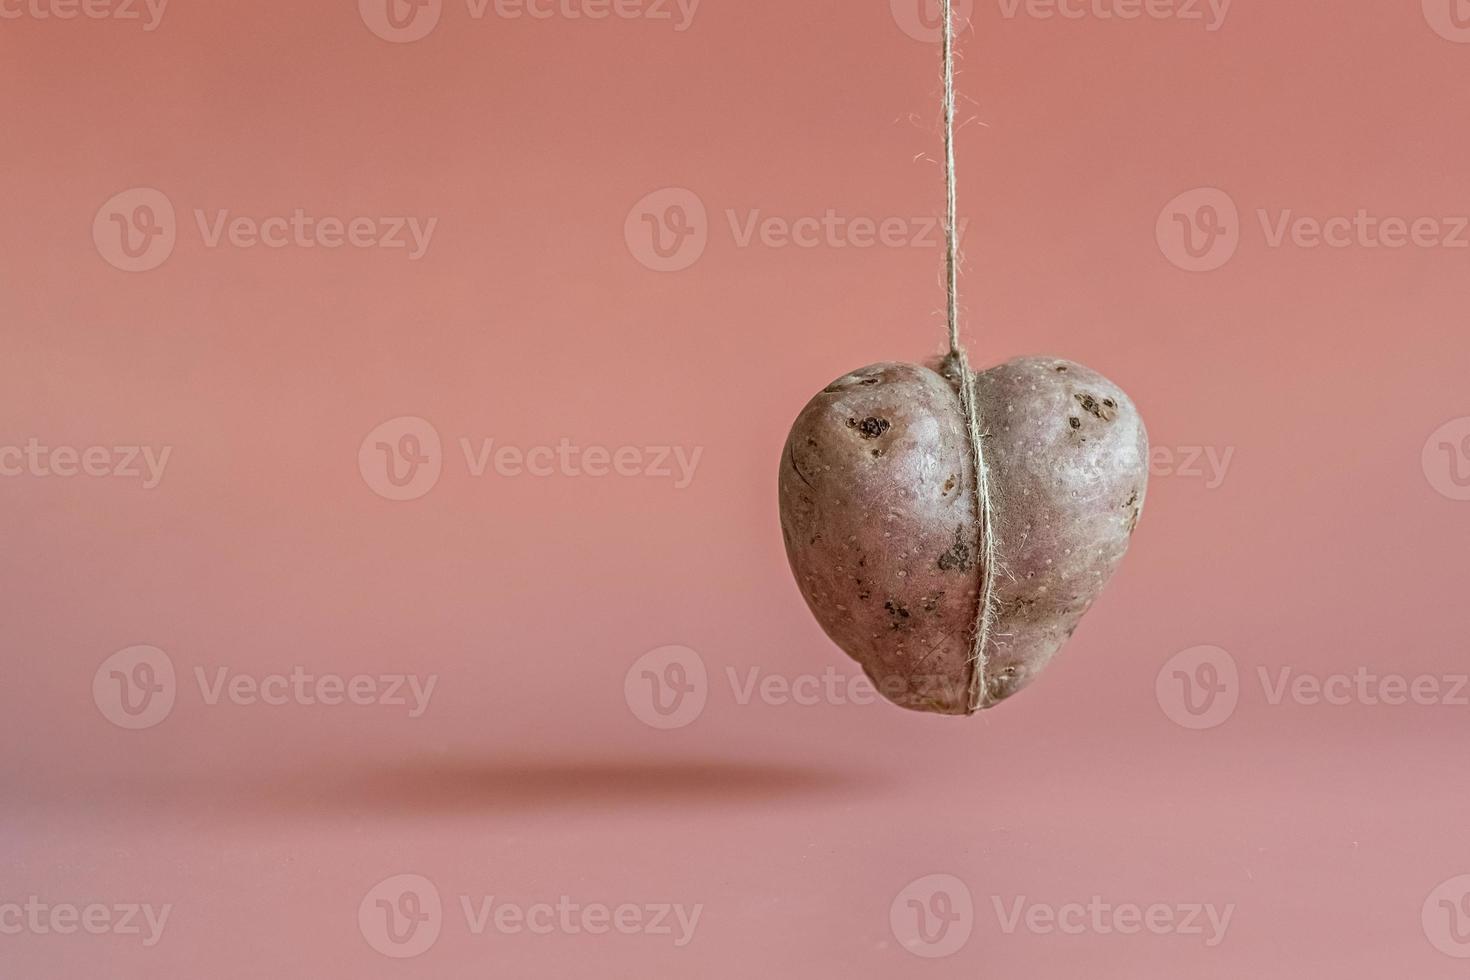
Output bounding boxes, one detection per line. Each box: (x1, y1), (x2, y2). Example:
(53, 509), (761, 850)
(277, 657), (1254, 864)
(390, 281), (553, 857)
(848, 416), (891, 440)
(1124, 490), (1142, 533)
(1006, 595), (1039, 617)
(1103, 398), (1116, 410)
(942, 475), (957, 495)
(937, 526), (973, 572)
(884, 599), (912, 629)
(1075, 392), (1116, 422)
(1055, 365), (1068, 373)
(1068, 417), (1082, 430)
(920, 592), (945, 613)
(870, 449), (884, 458)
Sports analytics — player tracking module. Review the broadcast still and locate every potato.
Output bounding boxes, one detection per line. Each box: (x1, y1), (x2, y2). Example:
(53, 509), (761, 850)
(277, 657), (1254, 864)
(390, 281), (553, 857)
(778, 355), (1148, 714)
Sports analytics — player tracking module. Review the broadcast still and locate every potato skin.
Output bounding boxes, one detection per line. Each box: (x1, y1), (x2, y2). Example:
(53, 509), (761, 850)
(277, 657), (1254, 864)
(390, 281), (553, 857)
(779, 355), (1148, 714)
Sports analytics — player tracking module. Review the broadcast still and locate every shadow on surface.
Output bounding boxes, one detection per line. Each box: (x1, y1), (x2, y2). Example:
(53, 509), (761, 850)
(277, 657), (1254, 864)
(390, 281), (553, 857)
(255, 756), (880, 816)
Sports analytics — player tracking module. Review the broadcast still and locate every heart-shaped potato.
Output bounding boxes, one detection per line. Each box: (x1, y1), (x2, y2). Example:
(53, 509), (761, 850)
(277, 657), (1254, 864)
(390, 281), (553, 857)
(779, 355), (1148, 714)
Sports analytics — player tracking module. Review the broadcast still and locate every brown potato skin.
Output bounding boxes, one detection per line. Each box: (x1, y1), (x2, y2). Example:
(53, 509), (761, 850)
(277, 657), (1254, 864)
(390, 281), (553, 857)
(779, 355), (1148, 714)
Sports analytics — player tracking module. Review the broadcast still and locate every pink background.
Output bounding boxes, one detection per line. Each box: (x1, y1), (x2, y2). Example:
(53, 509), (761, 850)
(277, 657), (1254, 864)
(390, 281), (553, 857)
(3, 0), (1469, 976)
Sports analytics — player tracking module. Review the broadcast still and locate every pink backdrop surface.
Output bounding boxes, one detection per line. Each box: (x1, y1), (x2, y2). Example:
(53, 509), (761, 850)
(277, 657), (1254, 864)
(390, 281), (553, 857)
(3, 1), (1470, 977)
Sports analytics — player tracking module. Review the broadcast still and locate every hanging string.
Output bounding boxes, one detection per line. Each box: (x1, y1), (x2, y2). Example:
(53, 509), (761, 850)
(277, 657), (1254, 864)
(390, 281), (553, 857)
(939, 0), (1000, 715)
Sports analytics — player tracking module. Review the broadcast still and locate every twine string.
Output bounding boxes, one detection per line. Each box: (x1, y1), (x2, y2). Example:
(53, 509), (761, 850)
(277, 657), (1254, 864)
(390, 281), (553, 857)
(939, 0), (999, 714)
